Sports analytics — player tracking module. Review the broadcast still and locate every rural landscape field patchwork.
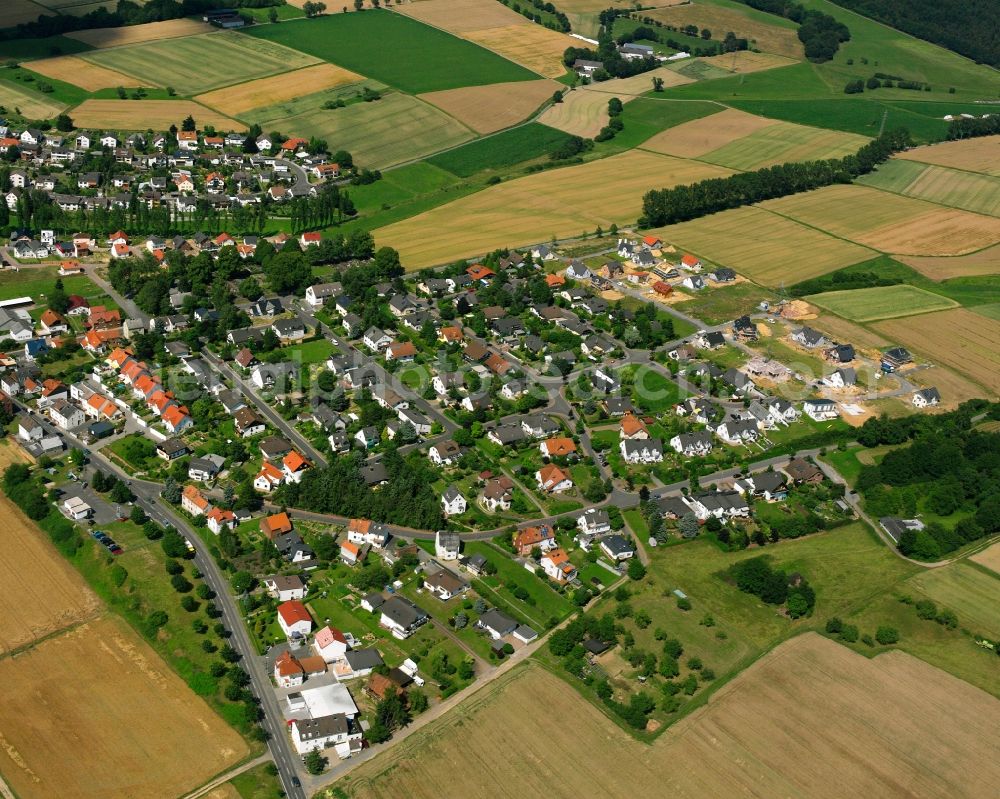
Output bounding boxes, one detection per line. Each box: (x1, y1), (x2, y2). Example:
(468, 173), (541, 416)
(1, 0), (1000, 796)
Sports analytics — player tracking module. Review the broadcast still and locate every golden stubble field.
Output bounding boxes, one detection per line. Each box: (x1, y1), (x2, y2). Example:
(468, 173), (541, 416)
(642, 107), (776, 158)
(764, 184), (1000, 256)
(419, 79), (558, 134)
(376, 150), (733, 268)
(0, 442), (247, 799)
(655, 205), (875, 286)
(66, 17), (214, 47)
(538, 86), (633, 137)
(71, 99), (246, 131)
(399, 0), (576, 78)
(971, 541), (1000, 575)
(0, 617), (248, 799)
(336, 634), (1000, 799)
(899, 244), (1000, 281)
(0, 445), (100, 656)
(24, 55), (143, 91)
(197, 63), (365, 117)
(874, 307), (1000, 396)
(899, 135), (1000, 176)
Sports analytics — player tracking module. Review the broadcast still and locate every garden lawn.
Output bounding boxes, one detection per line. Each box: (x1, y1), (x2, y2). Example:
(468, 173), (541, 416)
(245, 10), (537, 94)
(281, 338), (334, 366)
(465, 541), (575, 626)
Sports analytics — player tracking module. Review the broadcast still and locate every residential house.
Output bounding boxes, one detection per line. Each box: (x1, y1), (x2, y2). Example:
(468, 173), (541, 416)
(620, 438), (664, 464)
(423, 568), (468, 601)
(540, 548), (577, 583)
(435, 530), (461, 561)
(181, 484), (211, 517)
(803, 399), (838, 421)
(536, 463), (572, 493)
(379, 597), (428, 639)
(913, 387), (941, 408)
(600, 534), (635, 562)
(441, 486), (467, 516)
(476, 608), (517, 640)
(264, 574), (307, 602)
(277, 600), (313, 638)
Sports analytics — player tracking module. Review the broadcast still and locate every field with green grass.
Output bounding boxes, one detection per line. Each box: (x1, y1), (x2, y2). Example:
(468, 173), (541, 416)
(252, 91), (474, 169)
(807, 284), (959, 322)
(280, 338), (334, 366)
(857, 159), (1000, 218)
(82, 31), (319, 95)
(246, 10), (537, 94)
(427, 123), (574, 178)
(906, 563), (1000, 639)
(0, 35), (93, 61)
(700, 120), (869, 170)
(0, 268), (105, 303)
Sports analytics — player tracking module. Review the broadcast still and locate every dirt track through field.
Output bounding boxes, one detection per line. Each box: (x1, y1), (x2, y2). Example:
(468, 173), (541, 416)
(338, 634), (1000, 799)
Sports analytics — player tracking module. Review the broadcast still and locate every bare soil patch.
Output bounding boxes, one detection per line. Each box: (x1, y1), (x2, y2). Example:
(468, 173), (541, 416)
(337, 634), (1000, 799)
(642, 107), (776, 158)
(0, 616), (248, 799)
(66, 18), (213, 47)
(196, 63), (364, 117)
(27, 55), (145, 91)
(420, 79), (558, 134)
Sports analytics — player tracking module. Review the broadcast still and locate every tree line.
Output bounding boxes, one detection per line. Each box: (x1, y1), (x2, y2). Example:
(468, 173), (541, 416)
(946, 114), (1000, 141)
(730, 555), (815, 617)
(732, 0), (850, 61)
(640, 127), (911, 227)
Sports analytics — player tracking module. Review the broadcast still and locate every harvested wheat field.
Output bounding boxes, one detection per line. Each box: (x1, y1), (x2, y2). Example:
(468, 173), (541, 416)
(196, 63), (364, 117)
(642, 107), (777, 158)
(655, 205), (874, 286)
(66, 17), (213, 47)
(465, 24), (578, 78)
(899, 135), (1000, 176)
(399, 0), (529, 31)
(583, 66), (694, 96)
(71, 99), (246, 131)
(875, 307), (1000, 396)
(420, 79), (558, 134)
(898, 245), (1000, 281)
(539, 87), (631, 137)
(765, 184), (1000, 256)
(695, 49), (798, 74)
(971, 541), (1000, 576)
(27, 54), (145, 91)
(376, 151), (732, 268)
(0, 82), (64, 121)
(0, 616), (248, 799)
(0, 0), (46, 28)
(335, 635), (1000, 799)
(0, 490), (100, 656)
(648, 3), (803, 58)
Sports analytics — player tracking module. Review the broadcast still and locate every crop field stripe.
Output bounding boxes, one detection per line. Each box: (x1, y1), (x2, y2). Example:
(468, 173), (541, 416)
(426, 122), (575, 177)
(898, 136), (1000, 177)
(69, 99), (247, 132)
(655, 205), (876, 286)
(417, 79), (559, 135)
(0, 79), (67, 119)
(375, 150), (734, 268)
(805, 285), (959, 322)
(699, 122), (869, 170)
(250, 91), (474, 169)
(857, 160), (1000, 219)
(80, 31), (320, 96)
(245, 10), (538, 94)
